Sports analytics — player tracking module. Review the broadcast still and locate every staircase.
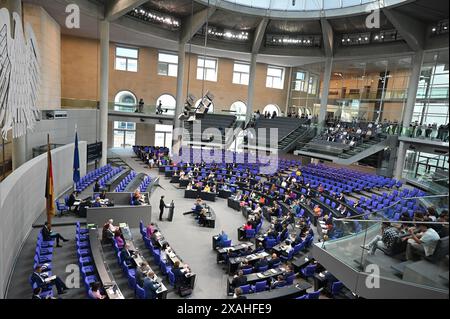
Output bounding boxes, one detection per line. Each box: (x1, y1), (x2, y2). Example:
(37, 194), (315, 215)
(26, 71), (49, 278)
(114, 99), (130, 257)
(278, 125), (316, 153)
(183, 114), (237, 148)
(294, 135), (397, 165)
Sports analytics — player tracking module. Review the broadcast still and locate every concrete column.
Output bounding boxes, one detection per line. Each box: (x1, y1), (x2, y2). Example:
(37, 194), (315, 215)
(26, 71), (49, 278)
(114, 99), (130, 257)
(246, 53), (257, 123)
(401, 50), (424, 128)
(174, 43), (186, 133)
(318, 57), (333, 126)
(99, 20), (110, 167)
(2, 0), (26, 170)
(285, 67), (293, 115)
(172, 42), (186, 154)
(394, 141), (407, 179)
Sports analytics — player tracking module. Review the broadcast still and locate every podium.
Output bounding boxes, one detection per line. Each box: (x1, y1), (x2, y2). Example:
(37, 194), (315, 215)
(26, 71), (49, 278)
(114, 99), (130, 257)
(168, 202), (175, 222)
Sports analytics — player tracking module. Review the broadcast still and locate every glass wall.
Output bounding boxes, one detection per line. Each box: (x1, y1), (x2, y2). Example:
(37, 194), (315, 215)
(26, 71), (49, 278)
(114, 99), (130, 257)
(324, 56), (412, 123)
(113, 121), (136, 148)
(413, 50), (449, 126)
(289, 56), (412, 122)
(288, 63), (323, 118)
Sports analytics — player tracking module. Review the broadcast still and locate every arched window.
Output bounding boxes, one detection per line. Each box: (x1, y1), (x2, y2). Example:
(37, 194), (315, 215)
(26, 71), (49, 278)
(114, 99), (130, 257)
(262, 104), (281, 117)
(230, 101), (247, 121)
(156, 94), (176, 116)
(114, 90), (137, 112)
(195, 99), (214, 113)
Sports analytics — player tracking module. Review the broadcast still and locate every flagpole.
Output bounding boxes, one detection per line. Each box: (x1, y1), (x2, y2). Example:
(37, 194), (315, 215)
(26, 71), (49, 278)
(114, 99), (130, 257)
(74, 124), (77, 192)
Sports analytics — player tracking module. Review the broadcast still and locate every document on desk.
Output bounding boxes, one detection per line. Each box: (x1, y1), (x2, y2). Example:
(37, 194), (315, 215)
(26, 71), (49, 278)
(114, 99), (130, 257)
(44, 275), (56, 283)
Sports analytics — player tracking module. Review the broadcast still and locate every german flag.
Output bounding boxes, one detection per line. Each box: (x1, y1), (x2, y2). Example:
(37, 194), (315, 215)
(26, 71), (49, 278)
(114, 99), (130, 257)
(45, 134), (55, 222)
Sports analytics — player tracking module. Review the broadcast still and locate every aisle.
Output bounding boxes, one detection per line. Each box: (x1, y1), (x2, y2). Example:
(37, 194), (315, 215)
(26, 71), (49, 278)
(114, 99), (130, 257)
(114, 148), (245, 299)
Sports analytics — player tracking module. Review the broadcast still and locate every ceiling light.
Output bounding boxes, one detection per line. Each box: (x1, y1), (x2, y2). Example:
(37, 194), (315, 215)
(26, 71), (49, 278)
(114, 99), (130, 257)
(432, 27), (437, 32)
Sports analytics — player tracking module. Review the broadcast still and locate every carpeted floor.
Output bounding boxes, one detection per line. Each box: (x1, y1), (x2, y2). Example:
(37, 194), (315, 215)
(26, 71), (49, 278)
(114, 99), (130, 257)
(7, 148), (318, 299)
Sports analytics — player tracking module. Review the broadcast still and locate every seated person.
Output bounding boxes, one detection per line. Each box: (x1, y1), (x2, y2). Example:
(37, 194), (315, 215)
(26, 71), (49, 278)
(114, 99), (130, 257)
(406, 223), (440, 261)
(198, 208), (208, 227)
(233, 287), (247, 299)
(293, 232), (304, 245)
(146, 223), (156, 238)
(203, 184), (211, 193)
(216, 231), (229, 248)
(283, 265), (295, 279)
(231, 270), (247, 289)
(119, 244), (135, 267)
(268, 253), (281, 268)
(282, 241), (295, 257)
(254, 256), (269, 271)
(67, 191), (79, 212)
(271, 275), (287, 289)
(243, 221), (253, 231)
(186, 182), (193, 191)
(143, 272), (161, 299)
(172, 261), (191, 291)
(114, 230), (124, 249)
(102, 219), (117, 242)
(92, 197), (104, 208)
(132, 189), (144, 205)
(31, 265), (68, 296)
(136, 262), (151, 287)
(363, 222), (400, 255)
(41, 222), (68, 248)
(265, 224), (278, 239)
(99, 190), (107, 200)
(88, 282), (106, 299)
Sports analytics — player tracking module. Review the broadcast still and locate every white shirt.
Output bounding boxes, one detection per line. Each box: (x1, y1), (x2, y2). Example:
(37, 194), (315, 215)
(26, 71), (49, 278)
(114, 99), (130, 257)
(420, 228), (440, 256)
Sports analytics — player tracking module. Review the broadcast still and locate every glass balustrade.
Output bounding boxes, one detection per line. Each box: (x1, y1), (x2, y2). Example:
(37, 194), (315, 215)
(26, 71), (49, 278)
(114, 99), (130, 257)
(317, 195), (449, 294)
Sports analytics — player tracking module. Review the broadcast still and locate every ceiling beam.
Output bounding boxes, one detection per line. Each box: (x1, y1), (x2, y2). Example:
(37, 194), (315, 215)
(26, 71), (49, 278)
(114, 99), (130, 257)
(382, 8), (426, 51)
(180, 7), (217, 44)
(105, 0), (149, 22)
(320, 18), (334, 57)
(252, 18), (269, 54)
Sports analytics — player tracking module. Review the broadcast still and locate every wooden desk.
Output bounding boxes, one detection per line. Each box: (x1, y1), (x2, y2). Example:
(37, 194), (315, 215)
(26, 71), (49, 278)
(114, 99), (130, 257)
(89, 229), (125, 299)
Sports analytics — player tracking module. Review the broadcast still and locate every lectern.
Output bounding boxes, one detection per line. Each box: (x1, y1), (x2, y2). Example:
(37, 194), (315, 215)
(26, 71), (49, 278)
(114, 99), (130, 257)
(168, 201), (175, 222)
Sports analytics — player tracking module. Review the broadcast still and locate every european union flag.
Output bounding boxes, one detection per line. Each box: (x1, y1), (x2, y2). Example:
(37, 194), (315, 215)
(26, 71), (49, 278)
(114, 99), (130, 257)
(73, 131), (80, 184)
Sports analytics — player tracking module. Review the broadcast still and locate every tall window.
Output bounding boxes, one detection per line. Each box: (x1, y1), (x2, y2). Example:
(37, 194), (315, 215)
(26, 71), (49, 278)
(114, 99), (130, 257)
(294, 71), (307, 92)
(155, 124), (173, 149)
(158, 52), (178, 77)
(197, 57), (218, 82)
(308, 75), (318, 95)
(266, 66), (285, 89)
(113, 121), (136, 148)
(263, 104), (281, 117)
(115, 47), (138, 72)
(232, 62), (250, 85)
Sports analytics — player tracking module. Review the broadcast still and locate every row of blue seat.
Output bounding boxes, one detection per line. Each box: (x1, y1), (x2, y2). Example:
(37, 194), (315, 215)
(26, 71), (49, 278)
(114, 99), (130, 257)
(114, 171), (137, 192)
(76, 165), (113, 193)
(75, 222), (99, 299)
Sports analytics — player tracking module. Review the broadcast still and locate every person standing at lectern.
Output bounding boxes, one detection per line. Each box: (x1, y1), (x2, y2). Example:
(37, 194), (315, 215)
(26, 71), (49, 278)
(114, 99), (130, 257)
(159, 196), (168, 221)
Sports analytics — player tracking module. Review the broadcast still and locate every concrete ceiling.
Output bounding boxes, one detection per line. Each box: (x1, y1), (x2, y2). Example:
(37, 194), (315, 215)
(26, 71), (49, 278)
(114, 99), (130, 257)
(20, 0), (449, 67)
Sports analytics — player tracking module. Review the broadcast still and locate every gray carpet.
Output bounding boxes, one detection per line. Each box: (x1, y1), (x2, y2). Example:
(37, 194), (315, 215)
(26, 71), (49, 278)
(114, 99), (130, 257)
(7, 148), (319, 299)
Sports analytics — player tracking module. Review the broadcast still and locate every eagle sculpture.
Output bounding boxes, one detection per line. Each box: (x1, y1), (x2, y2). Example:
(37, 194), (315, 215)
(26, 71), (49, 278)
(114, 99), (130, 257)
(0, 8), (40, 140)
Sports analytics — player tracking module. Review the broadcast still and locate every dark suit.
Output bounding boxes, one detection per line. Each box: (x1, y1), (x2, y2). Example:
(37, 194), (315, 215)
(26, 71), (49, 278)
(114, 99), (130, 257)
(268, 257), (280, 268)
(120, 248), (135, 267)
(31, 272), (66, 294)
(67, 194), (77, 208)
(41, 226), (65, 245)
(143, 277), (160, 299)
(231, 275), (247, 289)
(254, 258), (268, 270)
(280, 229), (288, 240)
(136, 268), (146, 287)
(159, 199), (166, 221)
(172, 267), (186, 289)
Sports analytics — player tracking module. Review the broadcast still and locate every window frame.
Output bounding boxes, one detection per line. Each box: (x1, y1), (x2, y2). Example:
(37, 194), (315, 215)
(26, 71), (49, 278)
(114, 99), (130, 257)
(197, 57), (218, 82)
(266, 65), (285, 90)
(232, 61), (250, 86)
(115, 46), (139, 72)
(157, 51), (179, 77)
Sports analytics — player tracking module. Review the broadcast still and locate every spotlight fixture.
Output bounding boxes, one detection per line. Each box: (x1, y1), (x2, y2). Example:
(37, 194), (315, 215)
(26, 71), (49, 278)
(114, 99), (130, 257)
(129, 7), (180, 28)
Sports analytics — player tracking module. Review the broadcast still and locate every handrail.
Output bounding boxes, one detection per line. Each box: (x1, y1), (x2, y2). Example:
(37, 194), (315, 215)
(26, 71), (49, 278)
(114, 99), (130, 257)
(345, 194), (449, 221)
